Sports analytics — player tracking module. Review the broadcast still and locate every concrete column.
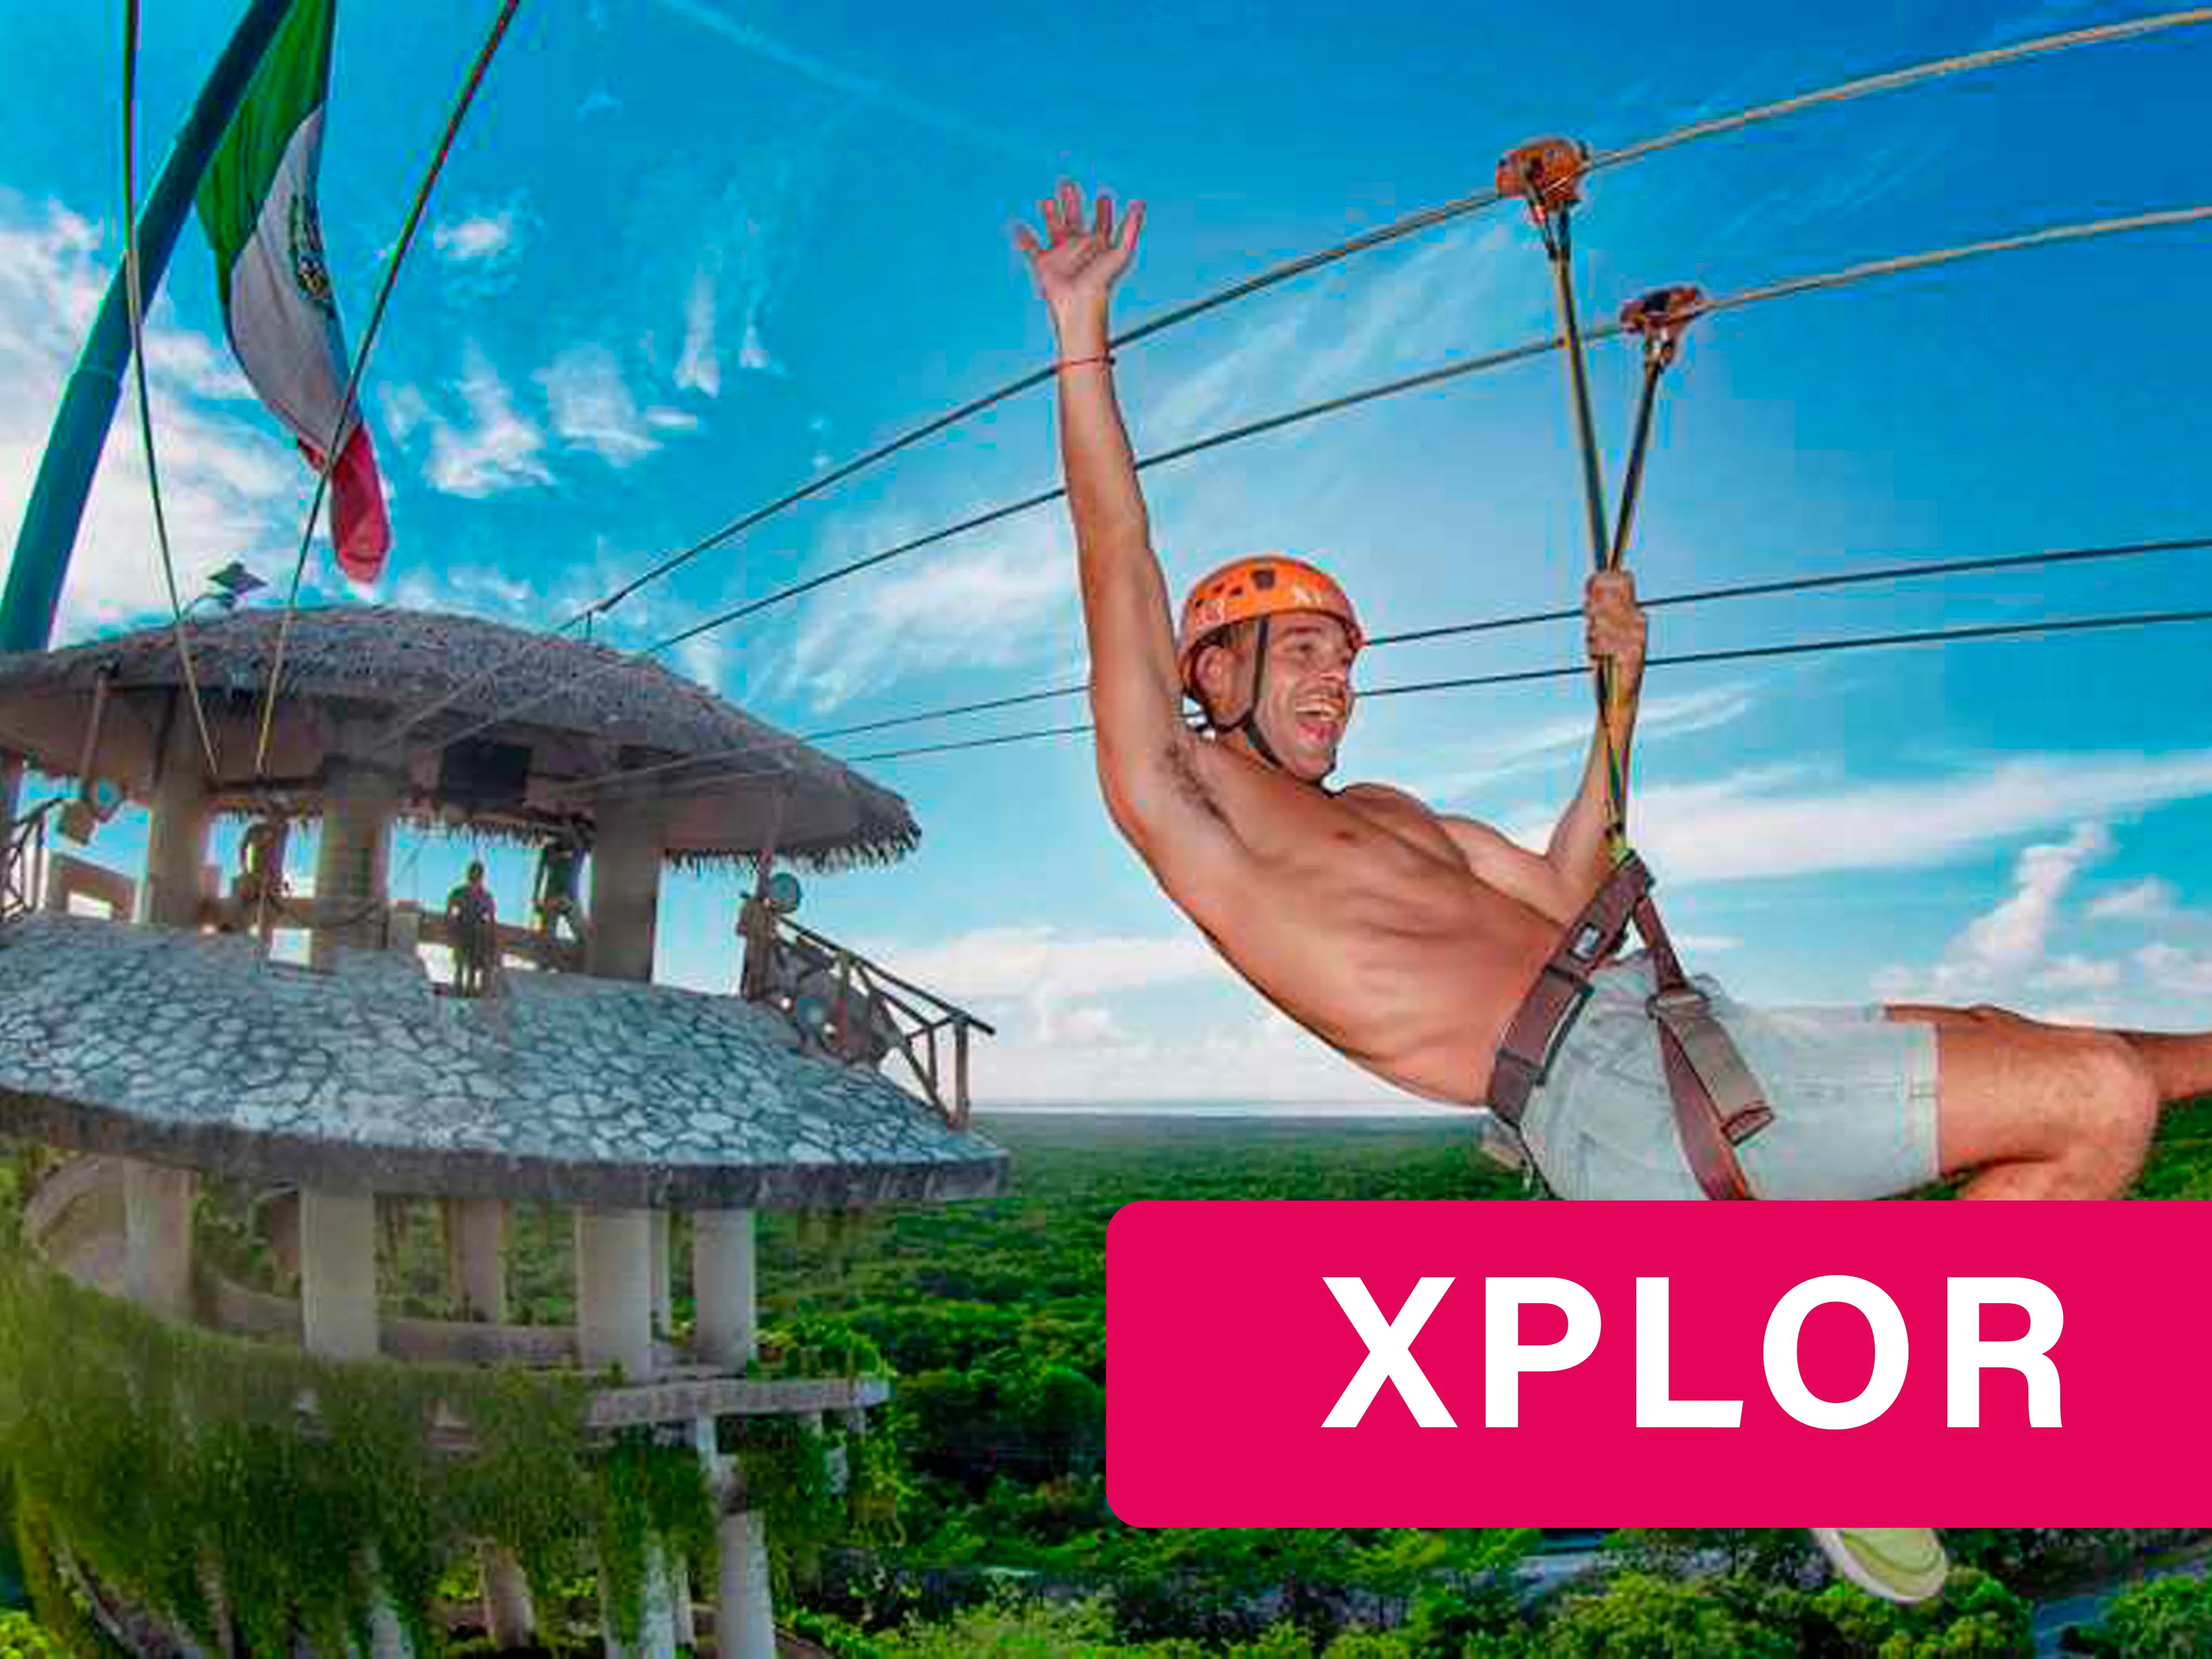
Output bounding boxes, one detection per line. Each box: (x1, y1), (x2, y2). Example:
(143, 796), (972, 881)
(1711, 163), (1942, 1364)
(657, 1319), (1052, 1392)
(441, 1198), (536, 1650)
(575, 1209), (655, 1382)
(300, 1190), (410, 1659)
(576, 1208), (676, 1659)
(122, 1162), (195, 1320)
(143, 695), (212, 930)
(300, 1190), (379, 1361)
(585, 795), (664, 983)
(649, 1210), (672, 1336)
(445, 1197), (508, 1320)
(693, 1209), (770, 1649)
(692, 1210), (757, 1370)
(716, 1511), (776, 1659)
(311, 754), (399, 969)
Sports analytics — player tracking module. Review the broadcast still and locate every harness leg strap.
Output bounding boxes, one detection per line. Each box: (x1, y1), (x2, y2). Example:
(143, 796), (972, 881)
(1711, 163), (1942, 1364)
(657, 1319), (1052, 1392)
(1634, 895), (1775, 1201)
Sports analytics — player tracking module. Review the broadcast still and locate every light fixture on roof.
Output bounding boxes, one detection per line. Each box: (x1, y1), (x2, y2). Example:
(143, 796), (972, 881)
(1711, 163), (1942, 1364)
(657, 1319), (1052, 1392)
(206, 559), (267, 607)
(184, 561), (267, 617)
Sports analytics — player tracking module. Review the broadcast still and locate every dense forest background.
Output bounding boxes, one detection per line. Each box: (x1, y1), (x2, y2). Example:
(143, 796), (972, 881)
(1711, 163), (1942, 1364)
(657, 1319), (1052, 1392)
(8, 1105), (2212, 1654)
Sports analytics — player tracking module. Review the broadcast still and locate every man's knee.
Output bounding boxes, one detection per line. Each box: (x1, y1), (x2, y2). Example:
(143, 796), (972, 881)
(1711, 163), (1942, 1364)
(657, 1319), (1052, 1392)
(2062, 1033), (2156, 1151)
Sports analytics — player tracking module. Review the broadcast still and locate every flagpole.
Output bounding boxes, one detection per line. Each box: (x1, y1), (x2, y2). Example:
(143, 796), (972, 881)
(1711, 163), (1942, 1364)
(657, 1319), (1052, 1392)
(0, 0), (293, 825)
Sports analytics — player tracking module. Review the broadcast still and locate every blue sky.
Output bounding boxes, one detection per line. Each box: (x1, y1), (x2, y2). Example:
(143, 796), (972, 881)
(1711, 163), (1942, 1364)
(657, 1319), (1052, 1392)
(3, 0), (2209, 1104)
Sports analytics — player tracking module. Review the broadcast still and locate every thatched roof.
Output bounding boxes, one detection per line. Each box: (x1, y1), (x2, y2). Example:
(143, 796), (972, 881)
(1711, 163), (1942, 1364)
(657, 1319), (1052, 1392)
(0, 606), (919, 872)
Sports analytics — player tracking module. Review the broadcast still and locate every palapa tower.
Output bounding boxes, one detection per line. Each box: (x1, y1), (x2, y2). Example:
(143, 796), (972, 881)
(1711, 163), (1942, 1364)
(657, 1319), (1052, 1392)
(0, 605), (1005, 1656)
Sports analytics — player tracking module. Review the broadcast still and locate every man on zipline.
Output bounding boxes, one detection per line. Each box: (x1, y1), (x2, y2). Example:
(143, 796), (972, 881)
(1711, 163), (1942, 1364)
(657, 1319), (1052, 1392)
(1019, 179), (2197, 1210)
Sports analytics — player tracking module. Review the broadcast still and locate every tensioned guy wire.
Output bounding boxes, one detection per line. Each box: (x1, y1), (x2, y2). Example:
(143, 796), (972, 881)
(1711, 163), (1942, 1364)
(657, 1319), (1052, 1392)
(121, 0), (222, 781)
(367, 6), (2212, 754)
(834, 609), (2212, 766)
(426, 200), (2211, 781)
(558, 533), (2212, 802)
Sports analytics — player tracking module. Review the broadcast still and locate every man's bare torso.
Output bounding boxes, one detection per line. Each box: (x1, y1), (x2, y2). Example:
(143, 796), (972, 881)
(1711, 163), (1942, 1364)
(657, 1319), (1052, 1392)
(1154, 736), (1563, 1105)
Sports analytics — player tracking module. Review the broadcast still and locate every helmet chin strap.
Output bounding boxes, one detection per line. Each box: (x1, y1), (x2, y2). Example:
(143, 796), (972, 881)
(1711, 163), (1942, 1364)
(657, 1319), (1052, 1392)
(1212, 615), (1313, 778)
(1231, 617), (1290, 770)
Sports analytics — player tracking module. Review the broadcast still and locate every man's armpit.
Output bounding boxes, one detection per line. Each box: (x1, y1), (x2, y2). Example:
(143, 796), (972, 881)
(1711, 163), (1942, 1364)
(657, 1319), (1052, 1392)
(1164, 739), (1228, 825)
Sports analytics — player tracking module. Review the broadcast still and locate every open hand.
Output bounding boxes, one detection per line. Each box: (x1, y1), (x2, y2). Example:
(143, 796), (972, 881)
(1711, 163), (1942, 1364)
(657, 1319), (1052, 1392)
(1586, 569), (1647, 694)
(1015, 180), (1144, 336)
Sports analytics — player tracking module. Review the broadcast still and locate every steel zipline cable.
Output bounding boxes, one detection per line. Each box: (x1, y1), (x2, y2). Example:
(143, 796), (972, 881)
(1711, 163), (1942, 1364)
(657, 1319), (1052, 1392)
(366, 6), (2212, 755)
(423, 199), (2212, 781)
(120, 0), (223, 783)
(558, 533), (2212, 803)
(248, 0), (521, 777)
(830, 609), (2212, 767)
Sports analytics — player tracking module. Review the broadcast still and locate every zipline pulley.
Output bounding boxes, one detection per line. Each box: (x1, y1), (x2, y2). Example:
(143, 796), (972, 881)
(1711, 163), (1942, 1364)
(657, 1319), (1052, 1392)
(1496, 137), (1591, 233)
(1618, 284), (1704, 375)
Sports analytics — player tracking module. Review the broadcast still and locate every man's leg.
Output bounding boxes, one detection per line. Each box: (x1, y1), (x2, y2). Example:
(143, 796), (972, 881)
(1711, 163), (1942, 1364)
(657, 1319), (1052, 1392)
(1884, 1004), (2166, 1200)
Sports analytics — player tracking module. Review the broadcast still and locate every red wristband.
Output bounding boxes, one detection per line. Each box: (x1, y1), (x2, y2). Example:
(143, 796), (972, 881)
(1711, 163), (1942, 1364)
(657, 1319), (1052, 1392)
(1057, 352), (1115, 371)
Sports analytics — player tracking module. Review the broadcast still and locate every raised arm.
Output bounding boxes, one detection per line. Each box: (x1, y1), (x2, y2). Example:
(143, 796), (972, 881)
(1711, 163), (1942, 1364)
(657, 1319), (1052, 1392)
(1432, 570), (1647, 925)
(1017, 183), (1226, 861)
(1544, 569), (1647, 901)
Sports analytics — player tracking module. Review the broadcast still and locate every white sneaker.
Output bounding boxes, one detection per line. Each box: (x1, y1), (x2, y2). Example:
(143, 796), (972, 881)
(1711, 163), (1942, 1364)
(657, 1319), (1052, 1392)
(1809, 1527), (1950, 1603)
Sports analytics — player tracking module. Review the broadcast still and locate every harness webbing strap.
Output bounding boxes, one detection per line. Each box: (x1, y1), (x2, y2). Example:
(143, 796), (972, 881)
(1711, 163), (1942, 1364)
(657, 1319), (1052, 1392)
(1487, 856), (1775, 1201)
(1631, 893), (1776, 1201)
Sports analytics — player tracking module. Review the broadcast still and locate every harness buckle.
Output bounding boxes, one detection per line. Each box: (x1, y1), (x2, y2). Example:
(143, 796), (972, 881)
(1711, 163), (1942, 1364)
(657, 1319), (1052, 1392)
(1645, 984), (1710, 1022)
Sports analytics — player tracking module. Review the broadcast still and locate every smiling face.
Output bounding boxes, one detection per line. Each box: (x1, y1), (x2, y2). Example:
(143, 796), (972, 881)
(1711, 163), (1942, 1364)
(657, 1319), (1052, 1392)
(1197, 610), (1358, 782)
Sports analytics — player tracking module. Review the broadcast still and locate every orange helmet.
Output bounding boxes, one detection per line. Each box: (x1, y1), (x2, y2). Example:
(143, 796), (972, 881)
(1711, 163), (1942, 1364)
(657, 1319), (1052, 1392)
(1175, 555), (1363, 698)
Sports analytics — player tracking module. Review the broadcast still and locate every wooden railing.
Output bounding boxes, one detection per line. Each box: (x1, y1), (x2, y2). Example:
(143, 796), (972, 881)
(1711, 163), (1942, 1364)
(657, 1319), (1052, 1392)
(1, 799), (57, 926)
(744, 908), (993, 1129)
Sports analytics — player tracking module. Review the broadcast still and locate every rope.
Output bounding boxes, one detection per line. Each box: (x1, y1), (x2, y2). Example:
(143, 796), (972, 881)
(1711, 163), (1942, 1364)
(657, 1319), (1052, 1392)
(120, 0), (222, 783)
(367, 6), (2212, 754)
(1700, 205), (2212, 320)
(833, 608), (2212, 764)
(561, 533), (2212, 803)
(414, 198), (2210, 773)
(249, 0), (521, 777)
(1589, 9), (2212, 176)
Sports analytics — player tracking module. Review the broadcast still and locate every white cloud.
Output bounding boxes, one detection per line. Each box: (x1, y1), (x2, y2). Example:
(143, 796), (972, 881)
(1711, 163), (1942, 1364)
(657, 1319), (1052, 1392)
(1953, 823), (2110, 979)
(1870, 823), (2191, 1021)
(2134, 943), (2212, 997)
(2031, 955), (2123, 992)
(861, 925), (1220, 1004)
(1600, 752), (2212, 884)
(388, 562), (536, 621)
(777, 514), (1077, 711)
(433, 212), (520, 266)
(1141, 220), (1533, 450)
(675, 267), (719, 397)
(859, 924), (1402, 1104)
(388, 343), (552, 497)
(673, 632), (733, 691)
(2087, 877), (2178, 922)
(737, 317), (779, 376)
(1413, 683), (1756, 800)
(0, 194), (306, 641)
(536, 343), (663, 467)
(429, 198), (532, 296)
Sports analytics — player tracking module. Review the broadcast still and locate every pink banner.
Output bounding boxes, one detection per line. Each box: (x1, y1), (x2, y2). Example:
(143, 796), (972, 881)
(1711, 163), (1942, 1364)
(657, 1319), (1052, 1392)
(1106, 1202), (2212, 1526)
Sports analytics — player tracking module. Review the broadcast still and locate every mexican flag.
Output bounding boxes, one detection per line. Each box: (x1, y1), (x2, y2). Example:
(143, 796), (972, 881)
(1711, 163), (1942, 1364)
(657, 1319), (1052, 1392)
(197, 0), (390, 584)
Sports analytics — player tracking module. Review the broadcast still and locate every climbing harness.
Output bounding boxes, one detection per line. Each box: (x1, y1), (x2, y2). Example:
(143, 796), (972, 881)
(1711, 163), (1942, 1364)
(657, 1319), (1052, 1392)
(1486, 855), (1775, 1200)
(1175, 554), (1364, 778)
(1493, 140), (1770, 1202)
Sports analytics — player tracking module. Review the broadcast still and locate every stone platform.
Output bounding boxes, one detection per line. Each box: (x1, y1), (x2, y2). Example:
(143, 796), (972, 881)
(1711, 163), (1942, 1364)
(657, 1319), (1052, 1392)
(0, 914), (1004, 1208)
